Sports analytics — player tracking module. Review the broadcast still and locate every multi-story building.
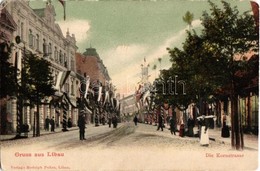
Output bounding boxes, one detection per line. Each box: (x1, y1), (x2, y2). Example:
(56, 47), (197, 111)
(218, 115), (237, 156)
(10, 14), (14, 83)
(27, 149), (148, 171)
(0, 7), (17, 134)
(120, 94), (137, 116)
(75, 47), (111, 86)
(3, 0), (79, 132)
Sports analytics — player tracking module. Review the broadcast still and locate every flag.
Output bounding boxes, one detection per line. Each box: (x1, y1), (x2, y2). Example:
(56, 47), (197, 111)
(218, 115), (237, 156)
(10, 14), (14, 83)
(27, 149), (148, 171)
(54, 71), (63, 90)
(58, 0), (66, 20)
(97, 86), (102, 102)
(84, 76), (90, 99)
(54, 70), (70, 90)
(60, 70), (71, 88)
(142, 90), (150, 104)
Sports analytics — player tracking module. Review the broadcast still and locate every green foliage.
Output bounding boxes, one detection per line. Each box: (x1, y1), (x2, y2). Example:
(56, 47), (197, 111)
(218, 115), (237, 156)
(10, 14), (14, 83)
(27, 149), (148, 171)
(154, 0), (258, 110)
(21, 53), (55, 103)
(0, 42), (16, 98)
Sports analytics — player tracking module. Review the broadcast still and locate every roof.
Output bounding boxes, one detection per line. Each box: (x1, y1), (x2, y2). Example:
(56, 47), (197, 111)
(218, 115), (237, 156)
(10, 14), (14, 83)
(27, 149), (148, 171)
(33, 8), (45, 18)
(83, 48), (100, 57)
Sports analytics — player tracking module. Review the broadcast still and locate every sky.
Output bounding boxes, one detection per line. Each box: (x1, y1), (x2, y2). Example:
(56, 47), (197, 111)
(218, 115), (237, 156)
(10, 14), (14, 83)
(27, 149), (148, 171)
(29, 0), (253, 98)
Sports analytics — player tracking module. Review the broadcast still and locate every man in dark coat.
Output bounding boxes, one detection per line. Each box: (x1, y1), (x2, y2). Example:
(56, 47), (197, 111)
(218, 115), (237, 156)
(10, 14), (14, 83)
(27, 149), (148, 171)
(133, 115), (138, 126)
(112, 115), (118, 128)
(45, 116), (50, 131)
(108, 116), (112, 128)
(169, 117), (176, 135)
(187, 117), (195, 137)
(78, 115), (86, 140)
(50, 117), (55, 132)
(157, 115), (164, 131)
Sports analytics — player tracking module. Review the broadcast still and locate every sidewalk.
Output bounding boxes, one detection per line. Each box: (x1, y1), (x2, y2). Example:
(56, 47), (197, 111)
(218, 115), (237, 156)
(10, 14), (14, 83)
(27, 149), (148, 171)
(208, 127), (259, 150)
(163, 124), (259, 150)
(0, 126), (79, 141)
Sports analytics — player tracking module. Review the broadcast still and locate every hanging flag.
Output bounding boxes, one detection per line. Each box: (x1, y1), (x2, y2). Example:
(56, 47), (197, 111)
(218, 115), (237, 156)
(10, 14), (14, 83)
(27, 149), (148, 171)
(84, 76), (90, 99)
(17, 49), (22, 81)
(54, 70), (70, 90)
(142, 90), (150, 104)
(58, 0), (66, 20)
(97, 86), (102, 102)
(60, 70), (71, 88)
(54, 71), (63, 90)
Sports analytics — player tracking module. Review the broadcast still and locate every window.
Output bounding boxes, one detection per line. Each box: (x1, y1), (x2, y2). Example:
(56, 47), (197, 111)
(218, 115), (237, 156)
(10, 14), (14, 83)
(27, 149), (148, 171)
(17, 20), (21, 37)
(64, 53), (67, 67)
(48, 43), (52, 59)
(29, 29), (33, 48)
(54, 47), (58, 62)
(71, 59), (75, 71)
(71, 79), (74, 96)
(59, 50), (63, 64)
(21, 22), (24, 40)
(64, 81), (69, 94)
(36, 34), (39, 50)
(43, 39), (48, 56)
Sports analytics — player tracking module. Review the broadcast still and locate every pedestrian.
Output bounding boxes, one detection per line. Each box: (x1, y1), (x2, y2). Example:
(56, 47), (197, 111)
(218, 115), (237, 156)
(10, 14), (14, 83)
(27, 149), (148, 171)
(101, 115), (105, 125)
(78, 114), (86, 140)
(133, 115), (138, 126)
(50, 116), (55, 132)
(169, 116), (176, 135)
(95, 115), (99, 127)
(108, 115), (112, 128)
(187, 116), (195, 137)
(45, 116), (50, 131)
(197, 115), (209, 146)
(157, 115), (163, 131)
(68, 117), (72, 128)
(221, 115), (230, 138)
(112, 115), (118, 128)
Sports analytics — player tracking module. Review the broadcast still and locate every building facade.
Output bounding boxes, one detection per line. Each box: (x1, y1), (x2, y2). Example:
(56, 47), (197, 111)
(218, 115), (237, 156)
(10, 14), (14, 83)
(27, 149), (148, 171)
(0, 7), (17, 134)
(75, 47), (111, 86)
(3, 0), (79, 133)
(120, 94), (137, 116)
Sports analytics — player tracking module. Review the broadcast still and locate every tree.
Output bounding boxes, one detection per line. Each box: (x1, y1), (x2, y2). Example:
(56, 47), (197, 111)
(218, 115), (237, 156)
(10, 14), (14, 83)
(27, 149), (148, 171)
(158, 57), (162, 70)
(21, 53), (55, 137)
(165, 0), (258, 150)
(0, 42), (17, 134)
(183, 11), (194, 30)
(0, 42), (16, 98)
(152, 64), (157, 78)
(200, 1), (258, 150)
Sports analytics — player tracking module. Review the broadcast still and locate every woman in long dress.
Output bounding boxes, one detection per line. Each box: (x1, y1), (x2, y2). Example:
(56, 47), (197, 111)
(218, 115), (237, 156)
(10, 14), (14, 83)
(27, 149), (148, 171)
(197, 115), (209, 146)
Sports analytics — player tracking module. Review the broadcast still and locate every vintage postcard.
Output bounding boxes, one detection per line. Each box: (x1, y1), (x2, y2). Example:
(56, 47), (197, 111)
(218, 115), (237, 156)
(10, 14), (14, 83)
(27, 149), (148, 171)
(0, 0), (259, 170)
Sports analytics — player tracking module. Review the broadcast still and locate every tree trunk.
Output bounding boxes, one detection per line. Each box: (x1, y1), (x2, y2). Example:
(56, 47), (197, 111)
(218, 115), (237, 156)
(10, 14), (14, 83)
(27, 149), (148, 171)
(247, 95), (251, 132)
(33, 110), (36, 137)
(231, 92), (244, 150)
(216, 100), (221, 127)
(36, 93), (40, 137)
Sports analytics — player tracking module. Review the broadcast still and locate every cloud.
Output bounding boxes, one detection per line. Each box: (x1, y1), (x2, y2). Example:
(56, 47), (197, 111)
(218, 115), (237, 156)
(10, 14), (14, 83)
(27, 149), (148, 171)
(104, 20), (202, 97)
(57, 19), (91, 43)
(146, 19), (202, 65)
(103, 44), (147, 68)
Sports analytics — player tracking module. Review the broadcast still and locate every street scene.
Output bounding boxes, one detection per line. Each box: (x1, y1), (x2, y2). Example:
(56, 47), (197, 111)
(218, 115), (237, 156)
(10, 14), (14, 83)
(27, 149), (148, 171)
(0, 0), (259, 170)
(1, 122), (258, 170)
